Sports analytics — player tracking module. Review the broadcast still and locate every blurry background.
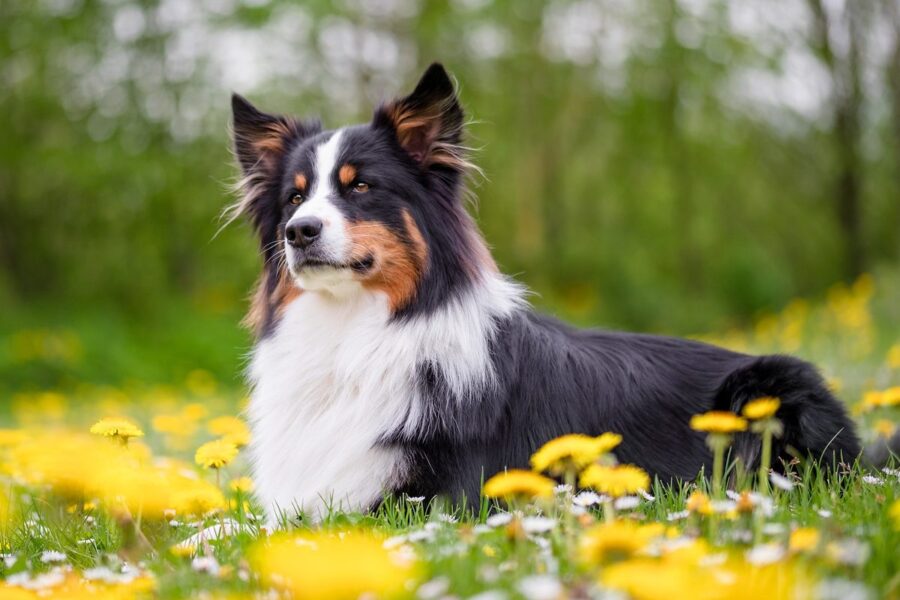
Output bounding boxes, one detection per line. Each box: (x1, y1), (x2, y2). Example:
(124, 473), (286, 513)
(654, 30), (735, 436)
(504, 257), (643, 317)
(1, 0), (899, 396)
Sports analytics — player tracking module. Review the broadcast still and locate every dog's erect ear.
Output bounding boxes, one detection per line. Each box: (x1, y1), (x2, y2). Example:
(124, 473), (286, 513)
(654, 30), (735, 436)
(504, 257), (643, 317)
(373, 63), (468, 171)
(231, 93), (307, 176)
(227, 95), (320, 228)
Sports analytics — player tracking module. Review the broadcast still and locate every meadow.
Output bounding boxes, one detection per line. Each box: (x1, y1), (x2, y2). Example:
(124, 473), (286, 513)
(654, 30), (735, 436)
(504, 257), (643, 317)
(0, 273), (897, 600)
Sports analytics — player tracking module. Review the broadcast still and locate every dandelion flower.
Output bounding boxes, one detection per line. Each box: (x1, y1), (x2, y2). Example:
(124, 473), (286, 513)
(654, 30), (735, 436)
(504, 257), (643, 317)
(207, 416), (251, 447)
(789, 527), (821, 553)
(601, 558), (705, 599)
(685, 491), (712, 515)
(229, 476), (255, 493)
(889, 499), (900, 531)
(250, 531), (418, 598)
(152, 414), (197, 437)
(742, 397), (780, 420)
(594, 432), (624, 454)
(874, 420), (896, 439)
(90, 418), (144, 442)
(861, 387), (900, 411)
(0, 429), (27, 447)
(689, 411), (747, 433)
(182, 403), (209, 421)
(887, 344), (900, 369)
(580, 464), (650, 498)
(195, 439), (239, 469)
(580, 520), (663, 563)
(530, 433), (621, 475)
(483, 470), (555, 501)
(170, 544), (196, 558)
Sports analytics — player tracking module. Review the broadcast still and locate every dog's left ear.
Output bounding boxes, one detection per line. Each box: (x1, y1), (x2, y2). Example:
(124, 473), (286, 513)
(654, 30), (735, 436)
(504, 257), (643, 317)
(373, 63), (467, 171)
(231, 94), (317, 177)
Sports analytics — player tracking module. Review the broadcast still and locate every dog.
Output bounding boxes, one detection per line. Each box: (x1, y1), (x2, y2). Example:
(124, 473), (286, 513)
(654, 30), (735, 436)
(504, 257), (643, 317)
(228, 63), (860, 522)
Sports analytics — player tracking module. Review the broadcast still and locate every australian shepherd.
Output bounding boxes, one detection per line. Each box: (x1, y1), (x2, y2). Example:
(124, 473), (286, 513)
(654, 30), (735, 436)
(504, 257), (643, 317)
(228, 63), (859, 522)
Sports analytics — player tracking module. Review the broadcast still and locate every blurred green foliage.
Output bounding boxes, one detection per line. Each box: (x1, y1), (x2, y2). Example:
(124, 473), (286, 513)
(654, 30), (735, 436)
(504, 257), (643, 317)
(1, 0), (899, 387)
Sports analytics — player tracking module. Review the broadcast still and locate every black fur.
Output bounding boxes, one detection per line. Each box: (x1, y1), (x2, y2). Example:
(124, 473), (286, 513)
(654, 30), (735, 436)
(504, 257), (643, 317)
(390, 313), (860, 503)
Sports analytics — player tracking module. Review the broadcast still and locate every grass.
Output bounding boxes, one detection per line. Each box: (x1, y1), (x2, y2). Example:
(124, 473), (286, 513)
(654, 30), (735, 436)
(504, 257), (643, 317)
(0, 273), (898, 599)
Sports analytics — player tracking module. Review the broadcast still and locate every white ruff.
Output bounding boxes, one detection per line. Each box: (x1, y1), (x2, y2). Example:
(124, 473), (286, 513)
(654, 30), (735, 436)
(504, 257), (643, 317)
(247, 273), (524, 522)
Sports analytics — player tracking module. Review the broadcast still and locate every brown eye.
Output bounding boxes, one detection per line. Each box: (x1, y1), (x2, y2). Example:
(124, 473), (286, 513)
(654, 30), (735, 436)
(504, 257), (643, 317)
(353, 181), (370, 193)
(289, 194), (304, 205)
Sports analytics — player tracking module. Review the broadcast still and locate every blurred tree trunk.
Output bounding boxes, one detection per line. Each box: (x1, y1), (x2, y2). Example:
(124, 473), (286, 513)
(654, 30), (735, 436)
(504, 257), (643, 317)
(884, 0), (900, 261)
(661, 0), (699, 287)
(807, 0), (866, 279)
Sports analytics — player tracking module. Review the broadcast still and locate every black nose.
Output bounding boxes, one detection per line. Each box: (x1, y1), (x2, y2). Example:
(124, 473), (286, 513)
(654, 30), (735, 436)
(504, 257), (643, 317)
(285, 217), (323, 248)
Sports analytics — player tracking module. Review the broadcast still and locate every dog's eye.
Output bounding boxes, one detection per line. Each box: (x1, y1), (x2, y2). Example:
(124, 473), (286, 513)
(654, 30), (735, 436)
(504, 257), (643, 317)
(352, 181), (370, 193)
(289, 194), (304, 205)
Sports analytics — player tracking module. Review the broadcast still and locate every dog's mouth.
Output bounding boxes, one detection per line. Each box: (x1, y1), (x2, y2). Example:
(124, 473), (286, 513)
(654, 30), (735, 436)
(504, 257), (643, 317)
(297, 255), (375, 274)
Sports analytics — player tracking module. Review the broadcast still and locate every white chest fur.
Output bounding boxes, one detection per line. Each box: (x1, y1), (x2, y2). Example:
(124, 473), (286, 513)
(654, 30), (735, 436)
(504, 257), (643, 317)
(246, 275), (524, 522)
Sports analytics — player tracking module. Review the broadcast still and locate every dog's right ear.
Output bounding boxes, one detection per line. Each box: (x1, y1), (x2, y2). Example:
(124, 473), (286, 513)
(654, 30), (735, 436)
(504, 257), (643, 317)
(228, 94), (321, 228)
(231, 93), (309, 177)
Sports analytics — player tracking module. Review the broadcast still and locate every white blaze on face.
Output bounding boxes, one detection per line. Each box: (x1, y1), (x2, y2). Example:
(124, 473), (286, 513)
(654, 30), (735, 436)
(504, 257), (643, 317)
(285, 129), (356, 292)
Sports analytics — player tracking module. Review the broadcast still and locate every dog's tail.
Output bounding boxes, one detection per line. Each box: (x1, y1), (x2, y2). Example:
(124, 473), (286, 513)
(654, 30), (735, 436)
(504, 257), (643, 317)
(712, 355), (860, 473)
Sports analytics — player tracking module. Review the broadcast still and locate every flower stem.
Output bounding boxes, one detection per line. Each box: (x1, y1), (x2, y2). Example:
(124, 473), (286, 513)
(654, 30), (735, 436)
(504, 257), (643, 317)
(759, 428), (772, 495)
(712, 438), (725, 499)
(564, 469), (576, 547)
(603, 499), (616, 523)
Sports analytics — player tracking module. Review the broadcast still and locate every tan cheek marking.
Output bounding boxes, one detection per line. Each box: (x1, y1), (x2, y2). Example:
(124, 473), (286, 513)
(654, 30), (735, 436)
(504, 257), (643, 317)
(294, 173), (307, 192)
(243, 234), (302, 336)
(347, 212), (428, 313)
(244, 268), (301, 335)
(339, 164), (356, 187)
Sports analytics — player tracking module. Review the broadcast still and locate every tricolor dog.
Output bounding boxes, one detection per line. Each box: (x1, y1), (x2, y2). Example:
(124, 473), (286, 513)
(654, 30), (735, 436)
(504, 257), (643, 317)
(228, 63), (859, 522)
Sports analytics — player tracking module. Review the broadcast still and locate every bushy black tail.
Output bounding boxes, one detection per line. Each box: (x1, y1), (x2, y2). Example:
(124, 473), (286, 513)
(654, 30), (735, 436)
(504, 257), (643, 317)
(712, 355), (860, 473)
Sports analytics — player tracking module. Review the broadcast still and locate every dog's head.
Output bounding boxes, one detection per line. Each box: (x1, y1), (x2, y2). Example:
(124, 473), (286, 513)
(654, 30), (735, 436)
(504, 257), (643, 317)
(230, 64), (492, 335)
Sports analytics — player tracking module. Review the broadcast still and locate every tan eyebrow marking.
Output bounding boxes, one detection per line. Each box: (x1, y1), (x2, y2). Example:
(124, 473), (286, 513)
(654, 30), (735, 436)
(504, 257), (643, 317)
(294, 173), (307, 191)
(339, 164), (357, 187)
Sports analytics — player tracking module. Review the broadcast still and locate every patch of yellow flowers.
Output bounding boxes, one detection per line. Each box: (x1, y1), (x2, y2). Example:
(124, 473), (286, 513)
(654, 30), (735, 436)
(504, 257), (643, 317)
(0, 412), (252, 522)
(250, 531), (419, 598)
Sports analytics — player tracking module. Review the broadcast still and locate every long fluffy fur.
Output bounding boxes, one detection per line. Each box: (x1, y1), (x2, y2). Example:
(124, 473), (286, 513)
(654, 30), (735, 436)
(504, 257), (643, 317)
(230, 63), (861, 522)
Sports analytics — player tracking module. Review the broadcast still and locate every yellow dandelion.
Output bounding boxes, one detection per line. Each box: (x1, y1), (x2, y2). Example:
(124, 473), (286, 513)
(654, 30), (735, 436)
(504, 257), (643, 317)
(152, 413), (197, 437)
(884, 387), (900, 407)
(742, 397), (780, 420)
(530, 432), (621, 475)
(250, 531), (419, 599)
(171, 482), (227, 516)
(874, 420), (896, 439)
(860, 387), (900, 411)
(186, 369), (218, 397)
(789, 527), (821, 553)
(887, 344), (900, 369)
(208, 416), (251, 447)
(601, 558), (707, 600)
(182, 402), (209, 421)
(170, 544), (196, 558)
(580, 464), (650, 498)
(483, 470), (555, 501)
(735, 491), (755, 514)
(594, 432), (623, 454)
(0, 429), (27, 447)
(195, 439), (239, 469)
(89, 417), (144, 442)
(689, 411), (747, 433)
(685, 491), (712, 515)
(860, 390), (883, 411)
(888, 499), (900, 531)
(229, 476), (255, 493)
(580, 520), (664, 563)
